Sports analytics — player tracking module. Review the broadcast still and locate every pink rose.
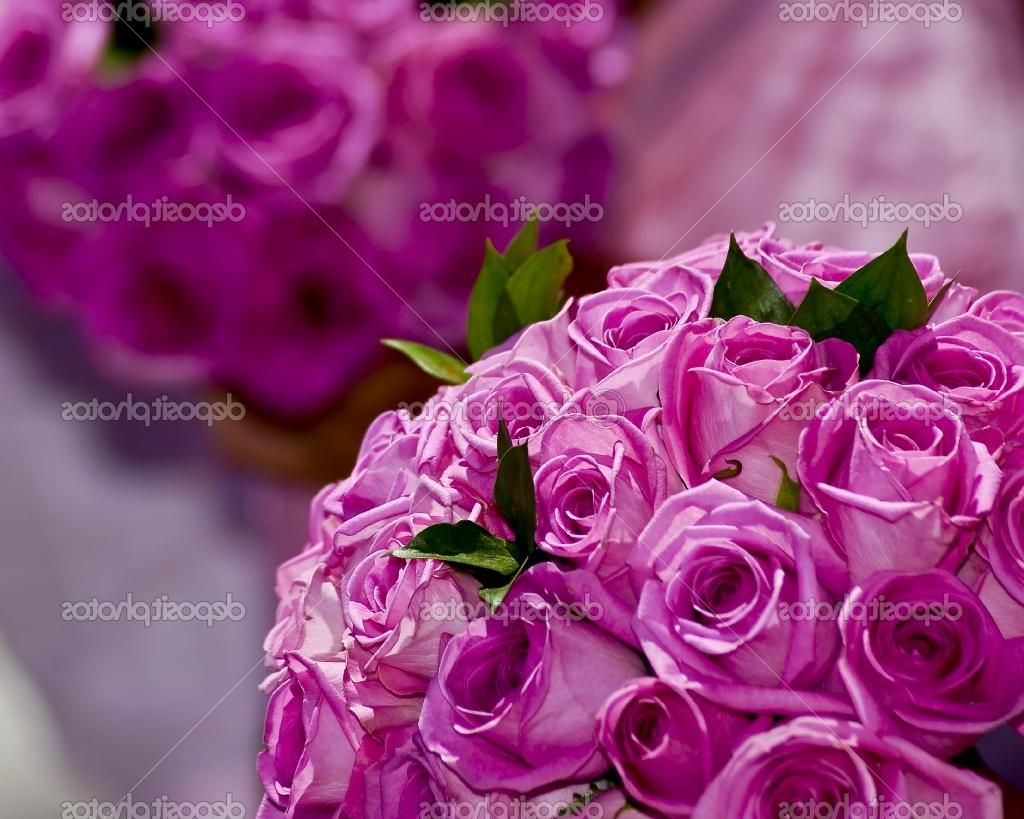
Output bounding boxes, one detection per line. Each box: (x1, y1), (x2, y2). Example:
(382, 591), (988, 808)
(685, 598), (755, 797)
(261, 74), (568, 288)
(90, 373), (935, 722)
(531, 414), (674, 600)
(692, 718), (1002, 819)
(965, 450), (1024, 639)
(419, 591), (645, 793)
(597, 677), (761, 817)
(660, 316), (859, 504)
(874, 315), (1024, 457)
(840, 570), (1024, 758)
(799, 381), (1002, 583)
(258, 654), (369, 818)
(569, 265), (713, 383)
(340, 550), (480, 735)
(630, 481), (850, 716)
(971, 290), (1024, 338)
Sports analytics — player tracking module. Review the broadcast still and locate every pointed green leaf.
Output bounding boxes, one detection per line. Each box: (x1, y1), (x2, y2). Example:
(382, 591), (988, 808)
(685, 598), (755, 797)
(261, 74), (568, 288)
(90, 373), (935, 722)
(925, 273), (961, 323)
(494, 419), (537, 548)
(479, 573), (519, 611)
(392, 520), (523, 576)
(834, 230), (928, 330)
(494, 239), (574, 345)
(503, 215), (540, 271)
(710, 234), (795, 324)
(478, 549), (539, 612)
(381, 339), (468, 385)
(466, 241), (514, 361)
(790, 279), (893, 374)
(771, 457), (802, 513)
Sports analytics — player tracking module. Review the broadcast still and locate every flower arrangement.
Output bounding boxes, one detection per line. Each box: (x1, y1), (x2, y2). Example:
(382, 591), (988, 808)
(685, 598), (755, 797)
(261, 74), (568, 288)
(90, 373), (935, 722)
(0, 0), (624, 418)
(257, 222), (1024, 818)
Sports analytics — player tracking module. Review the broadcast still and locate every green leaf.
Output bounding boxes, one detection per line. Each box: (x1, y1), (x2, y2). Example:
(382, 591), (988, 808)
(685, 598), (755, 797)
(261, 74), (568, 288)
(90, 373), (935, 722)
(712, 459), (743, 481)
(466, 241), (514, 361)
(381, 339), (468, 385)
(790, 280), (893, 374)
(503, 215), (540, 271)
(392, 520), (523, 576)
(834, 230), (928, 330)
(493, 240), (573, 345)
(478, 572), (520, 611)
(771, 457), (802, 513)
(925, 273), (961, 323)
(494, 419), (537, 548)
(710, 234), (795, 324)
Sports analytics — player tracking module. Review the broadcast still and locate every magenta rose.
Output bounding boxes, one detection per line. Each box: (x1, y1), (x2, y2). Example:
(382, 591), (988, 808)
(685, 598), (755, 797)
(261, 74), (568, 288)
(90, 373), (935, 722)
(799, 380), (1002, 583)
(531, 414), (673, 599)
(53, 71), (198, 198)
(971, 290), (1024, 338)
(0, 137), (93, 302)
(75, 217), (247, 369)
(0, 4), (105, 136)
(660, 316), (859, 504)
(568, 265), (713, 383)
(874, 315), (1024, 456)
(214, 202), (395, 417)
(340, 550), (480, 735)
(258, 654), (370, 818)
(839, 570), (1024, 759)
(386, 24), (590, 165)
(419, 591), (645, 793)
(630, 481), (850, 716)
(597, 678), (761, 818)
(692, 718), (1003, 819)
(197, 24), (380, 198)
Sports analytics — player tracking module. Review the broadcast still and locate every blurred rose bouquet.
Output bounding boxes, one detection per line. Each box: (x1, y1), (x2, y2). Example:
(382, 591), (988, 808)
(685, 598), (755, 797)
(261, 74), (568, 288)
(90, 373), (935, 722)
(257, 222), (1024, 817)
(0, 0), (626, 418)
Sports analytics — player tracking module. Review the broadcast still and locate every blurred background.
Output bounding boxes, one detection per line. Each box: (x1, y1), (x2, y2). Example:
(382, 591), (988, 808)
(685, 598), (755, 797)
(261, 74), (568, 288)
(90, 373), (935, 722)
(1, 0), (1022, 816)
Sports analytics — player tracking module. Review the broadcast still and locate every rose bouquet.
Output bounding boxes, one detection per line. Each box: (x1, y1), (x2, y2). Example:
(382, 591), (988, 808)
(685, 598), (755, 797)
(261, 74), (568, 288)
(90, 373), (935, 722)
(257, 222), (1024, 818)
(0, 0), (625, 421)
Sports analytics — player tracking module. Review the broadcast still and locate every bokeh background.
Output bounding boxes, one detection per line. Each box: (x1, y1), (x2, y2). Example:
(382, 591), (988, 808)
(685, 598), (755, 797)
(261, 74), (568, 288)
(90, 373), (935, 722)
(1, 0), (1023, 816)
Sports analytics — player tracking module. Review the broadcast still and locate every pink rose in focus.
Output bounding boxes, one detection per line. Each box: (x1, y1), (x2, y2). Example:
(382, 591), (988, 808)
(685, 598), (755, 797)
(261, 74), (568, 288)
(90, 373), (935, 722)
(660, 315), (859, 504)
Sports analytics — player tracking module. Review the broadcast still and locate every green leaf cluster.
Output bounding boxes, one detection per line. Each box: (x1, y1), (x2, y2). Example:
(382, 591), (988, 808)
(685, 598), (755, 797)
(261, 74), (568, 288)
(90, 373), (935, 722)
(382, 217), (574, 383)
(711, 231), (951, 373)
(392, 419), (540, 609)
